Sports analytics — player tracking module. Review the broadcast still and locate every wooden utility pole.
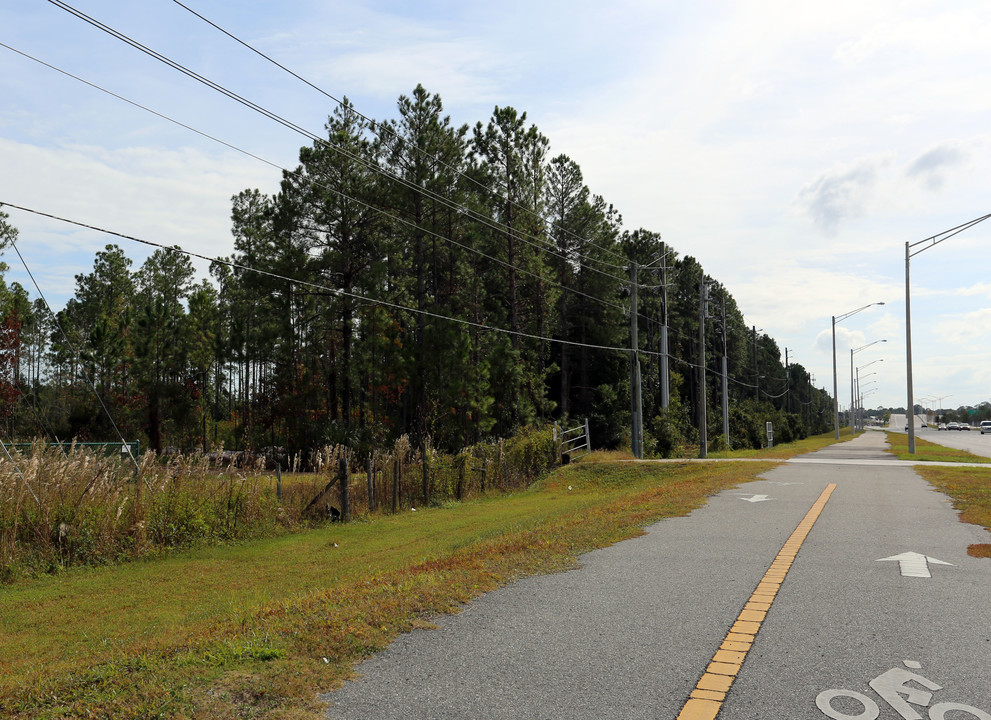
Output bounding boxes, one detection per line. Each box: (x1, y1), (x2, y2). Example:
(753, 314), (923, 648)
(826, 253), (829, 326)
(629, 261), (643, 458)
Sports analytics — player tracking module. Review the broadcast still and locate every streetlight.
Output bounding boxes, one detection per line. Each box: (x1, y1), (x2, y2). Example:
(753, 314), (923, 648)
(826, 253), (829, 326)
(850, 340), (886, 436)
(857, 374), (878, 431)
(832, 303), (885, 440)
(856, 358), (883, 431)
(928, 394), (952, 424)
(906, 213), (991, 453)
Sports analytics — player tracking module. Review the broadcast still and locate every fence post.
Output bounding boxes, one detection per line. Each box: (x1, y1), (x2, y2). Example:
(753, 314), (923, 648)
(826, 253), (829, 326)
(366, 452), (375, 513)
(553, 422), (561, 465)
(420, 441), (430, 506)
(456, 454), (465, 501)
(339, 457), (350, 523)
(392, 457), (400, 514)
(497, 439), (504, 489)
(585, 418), (592, 454)
(481, 456), (487, 493)
(276, 462), (283, 502)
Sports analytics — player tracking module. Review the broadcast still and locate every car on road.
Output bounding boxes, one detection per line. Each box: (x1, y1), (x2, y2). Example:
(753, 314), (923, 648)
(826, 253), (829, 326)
(981, 421), (991, 435)
(938, 423), (947, 430)
(947, 422), (960, 431)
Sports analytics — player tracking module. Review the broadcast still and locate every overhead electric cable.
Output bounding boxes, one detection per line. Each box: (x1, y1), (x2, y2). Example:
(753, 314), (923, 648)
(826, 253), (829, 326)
(168, 0), (633, 269)
(1, 202), (661, 358)
(0, 42), (626, 316)
(46, 0), (628, 286)
(0, 438), (41, 505)
(7, 235), (141, 473)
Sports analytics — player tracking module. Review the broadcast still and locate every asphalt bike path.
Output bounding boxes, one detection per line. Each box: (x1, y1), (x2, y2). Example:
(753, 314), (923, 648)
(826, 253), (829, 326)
(322, 432), (991, 719)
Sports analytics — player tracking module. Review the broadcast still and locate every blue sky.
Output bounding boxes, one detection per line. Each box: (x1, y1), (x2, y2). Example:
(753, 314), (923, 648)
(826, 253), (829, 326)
(2, 0), (991, 412)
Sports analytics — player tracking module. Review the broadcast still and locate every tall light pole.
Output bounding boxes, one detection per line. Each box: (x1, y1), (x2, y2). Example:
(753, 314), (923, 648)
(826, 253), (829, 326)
(906, 212), (991, 453)
(856, 359), (883, 430)
(857, 373), (878, 431)
(832, 303), (885, 440)
(850, 340), (886, 436)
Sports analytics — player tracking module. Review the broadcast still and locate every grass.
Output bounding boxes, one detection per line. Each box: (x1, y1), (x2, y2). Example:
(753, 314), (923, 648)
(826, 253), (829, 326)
(694, 430), (848, 460)
(0, 458), (781, 719)
(577, 431), (845, 464)
(883, 431), (991, 463)
(881, 432), (991, 559)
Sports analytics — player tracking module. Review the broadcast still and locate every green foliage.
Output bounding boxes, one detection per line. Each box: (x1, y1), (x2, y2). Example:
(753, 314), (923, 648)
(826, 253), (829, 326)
(0, 92), (830, 461)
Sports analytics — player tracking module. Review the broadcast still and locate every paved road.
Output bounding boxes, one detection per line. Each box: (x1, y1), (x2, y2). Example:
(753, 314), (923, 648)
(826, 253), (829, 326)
(322, 432), (991, 719)
(888, 412), (991, 459)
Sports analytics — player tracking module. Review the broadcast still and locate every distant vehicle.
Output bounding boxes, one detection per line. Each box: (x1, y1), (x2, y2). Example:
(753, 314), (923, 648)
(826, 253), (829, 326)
(960, 423), (972, 431)
(938, 423), (947, 430)
(981, 421), (991, 435)
(948, 422), (960, 431)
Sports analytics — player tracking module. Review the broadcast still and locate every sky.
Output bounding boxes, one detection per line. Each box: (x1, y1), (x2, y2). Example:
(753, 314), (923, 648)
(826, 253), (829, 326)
(1, 0), (990, 414)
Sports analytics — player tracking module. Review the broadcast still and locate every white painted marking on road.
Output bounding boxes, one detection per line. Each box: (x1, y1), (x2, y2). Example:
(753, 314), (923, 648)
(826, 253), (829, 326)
(876, 552), (953, 578)
(869, 666), (942, 719)
(740, 494), (772, 503)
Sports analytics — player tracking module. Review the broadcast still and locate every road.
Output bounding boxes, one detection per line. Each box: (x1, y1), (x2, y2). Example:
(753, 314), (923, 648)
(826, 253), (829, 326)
(321, 431), (991, 719)
(890, 412), (991, 458)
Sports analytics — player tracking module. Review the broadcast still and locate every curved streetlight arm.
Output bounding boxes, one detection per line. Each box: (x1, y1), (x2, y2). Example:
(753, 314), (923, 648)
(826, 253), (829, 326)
(853, 339), (887, 355)
(858, 358), (884, 373)
(833, 302), (885, 439)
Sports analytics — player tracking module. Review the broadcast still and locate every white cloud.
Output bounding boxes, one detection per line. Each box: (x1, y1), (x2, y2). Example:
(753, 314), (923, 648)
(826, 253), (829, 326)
(905, 139), (975, 190)
(795, 156), (892, 233)
(934, 308), (991, 345)
(0, 137), (274, 307)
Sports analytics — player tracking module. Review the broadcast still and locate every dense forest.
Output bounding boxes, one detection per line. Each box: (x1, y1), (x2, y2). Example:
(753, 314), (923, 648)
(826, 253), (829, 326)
(0, 85), (833, 458)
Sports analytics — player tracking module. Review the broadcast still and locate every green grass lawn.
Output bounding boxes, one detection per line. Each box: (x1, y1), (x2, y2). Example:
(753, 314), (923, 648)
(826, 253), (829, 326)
(884, 431), (991, 463)
(0, 458), (782, 720)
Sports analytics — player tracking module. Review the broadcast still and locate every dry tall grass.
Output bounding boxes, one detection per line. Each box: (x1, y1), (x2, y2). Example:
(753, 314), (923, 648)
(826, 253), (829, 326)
(0, 427), (558, 579)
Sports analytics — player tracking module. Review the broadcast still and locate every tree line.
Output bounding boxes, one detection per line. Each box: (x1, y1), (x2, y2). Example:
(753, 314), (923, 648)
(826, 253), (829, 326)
(0, 85), (833, 457)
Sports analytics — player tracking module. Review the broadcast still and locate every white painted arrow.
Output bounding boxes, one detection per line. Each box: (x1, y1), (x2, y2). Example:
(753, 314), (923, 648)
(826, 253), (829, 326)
(877, 552), (953, 578)
(741, 494), (772, 503)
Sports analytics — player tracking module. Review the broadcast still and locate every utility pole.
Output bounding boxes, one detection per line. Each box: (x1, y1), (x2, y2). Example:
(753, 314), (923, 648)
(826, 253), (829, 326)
(785, 348), (790, 415)
(659, 242), (670, 409)
(629, 261), (643, 458)
(752, 325), (760, 401)
(720, 291), (729, 446)
(698, 278), (709, 459)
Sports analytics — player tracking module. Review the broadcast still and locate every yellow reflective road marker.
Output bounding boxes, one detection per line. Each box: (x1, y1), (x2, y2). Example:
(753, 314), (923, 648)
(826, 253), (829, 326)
(676, 483), (837, 720)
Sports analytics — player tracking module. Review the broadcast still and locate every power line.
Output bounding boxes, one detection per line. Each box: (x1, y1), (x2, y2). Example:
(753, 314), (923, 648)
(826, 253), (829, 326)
(1, 202), (663, 359)
(0, 41), (627, 318)
(46, 0), (629, 287)
(168, 0), (633, 271)
(0, 437), (41, 505)
(6, 235), (142, 473)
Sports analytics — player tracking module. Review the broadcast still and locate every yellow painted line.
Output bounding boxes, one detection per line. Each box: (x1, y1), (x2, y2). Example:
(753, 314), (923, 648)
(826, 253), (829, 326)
(676, 483), (837, 720)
